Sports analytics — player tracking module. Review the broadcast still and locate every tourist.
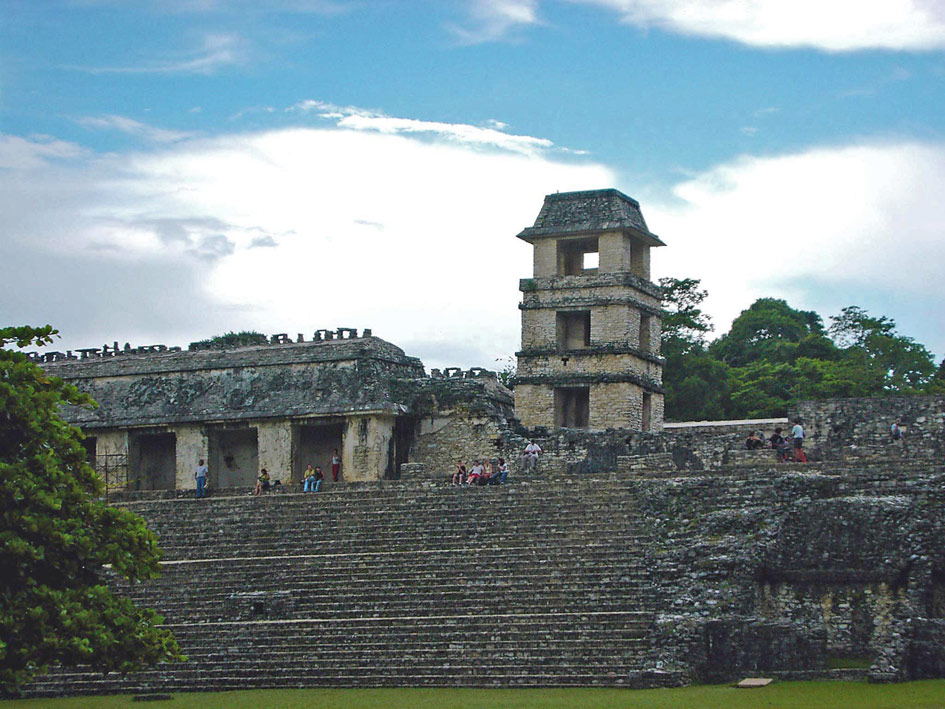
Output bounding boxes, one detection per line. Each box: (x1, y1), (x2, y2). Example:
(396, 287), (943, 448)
(496, 458), (509, 484)
(791, 419), (808, 463)
(331, 448), (342, 482)
(253, 468), (271, 496)
(467, 460), (484, 485)
(521, 440), (542, 472)
(891, 421), (904, 443)
(451, 461), (466, 486)
(769, 428), (790, 462)
(194, 459), (208, 499)
(313, 466), (324, 493)
(303, 464), (317, 492)
(745, 432), (764, 450)
(482, 458), (493, 482)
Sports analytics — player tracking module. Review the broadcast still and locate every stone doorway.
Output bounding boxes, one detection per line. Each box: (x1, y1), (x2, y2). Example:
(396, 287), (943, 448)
(208, 427), (259, 487)
(129, 432), (176, 490)
(293, 421), (344, 481)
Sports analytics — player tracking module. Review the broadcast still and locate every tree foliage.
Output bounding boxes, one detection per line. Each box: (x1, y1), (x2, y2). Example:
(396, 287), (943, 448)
(659, 277), (713, 357)
(829, 306), (936, 392)
(0, 326), (182, 693)
(709, 298), (827, 367)
(189, 330), (267, 351)
(660, 283), (942, 421)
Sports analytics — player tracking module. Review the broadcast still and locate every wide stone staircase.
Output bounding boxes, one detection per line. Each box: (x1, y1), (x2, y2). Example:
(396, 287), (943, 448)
(25, 460), (945, 695)
(25, 478), (668, 695)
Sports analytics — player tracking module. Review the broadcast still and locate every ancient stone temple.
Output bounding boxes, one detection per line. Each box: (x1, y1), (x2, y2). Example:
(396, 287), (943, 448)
(41, 330), (426, 488)
(514, 189), (665, 431)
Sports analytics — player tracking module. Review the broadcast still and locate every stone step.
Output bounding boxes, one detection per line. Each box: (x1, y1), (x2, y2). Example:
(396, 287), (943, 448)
(26, 669), (678, 696)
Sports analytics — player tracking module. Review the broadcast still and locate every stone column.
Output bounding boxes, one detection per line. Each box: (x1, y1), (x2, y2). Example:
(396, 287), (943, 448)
(257, 420), (293, 484)
(174, 424), (207, 490)
(343, 414), (396, 481)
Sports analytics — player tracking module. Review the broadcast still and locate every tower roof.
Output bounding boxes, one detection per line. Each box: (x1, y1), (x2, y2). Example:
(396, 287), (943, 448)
(517, 188), (664, 245)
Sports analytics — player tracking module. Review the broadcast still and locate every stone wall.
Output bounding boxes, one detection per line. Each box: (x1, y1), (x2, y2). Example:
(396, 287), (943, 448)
(795, 395), (945, 462)
(40, 332), (424, 429)
(398, 368), (515, 480)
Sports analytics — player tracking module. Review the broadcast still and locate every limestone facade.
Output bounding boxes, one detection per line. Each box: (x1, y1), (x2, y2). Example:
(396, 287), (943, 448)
(515, 189), (665, 431)
(38, 329), (426, 490)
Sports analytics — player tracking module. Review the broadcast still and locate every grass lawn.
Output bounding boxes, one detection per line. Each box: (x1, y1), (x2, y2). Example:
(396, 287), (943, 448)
(4, 682), (945, 709)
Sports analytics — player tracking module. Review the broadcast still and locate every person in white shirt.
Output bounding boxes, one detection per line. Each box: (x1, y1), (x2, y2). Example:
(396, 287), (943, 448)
(467, 460), (485, 484)
(521, 441), (542, 471)
(194, 459), (209, 499)
(791, 420), (807, 463)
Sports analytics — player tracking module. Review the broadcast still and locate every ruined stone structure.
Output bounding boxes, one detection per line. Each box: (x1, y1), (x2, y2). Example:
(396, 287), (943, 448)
(38, 330), (425, 488)
(18, 187), (945, 696)
(514, 189), (665, 431)
(20, 396), (945, 696)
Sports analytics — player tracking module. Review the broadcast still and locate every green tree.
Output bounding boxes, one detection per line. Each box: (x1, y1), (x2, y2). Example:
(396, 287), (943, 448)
(189, 330), (267, 351)
(494, 356), (516, 389)
(659, 278), (734, 420)
(828, 306), (936, 392)
(664, 353), (734, 421)
(709, 298), (827, 367)
(1, 326), (182, 693)
(659, 277), (713, 356)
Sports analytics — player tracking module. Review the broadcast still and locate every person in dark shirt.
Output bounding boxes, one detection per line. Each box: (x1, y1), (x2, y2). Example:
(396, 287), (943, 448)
(451, 461), (466, 486)
(769, 428), (789, 462)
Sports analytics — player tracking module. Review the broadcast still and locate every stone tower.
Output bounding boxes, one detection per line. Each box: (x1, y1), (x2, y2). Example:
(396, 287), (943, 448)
(514, 189), (665, 431)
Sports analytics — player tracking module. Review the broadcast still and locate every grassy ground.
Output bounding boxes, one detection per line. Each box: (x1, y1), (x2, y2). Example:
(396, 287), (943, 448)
(5, 682), (945, 709)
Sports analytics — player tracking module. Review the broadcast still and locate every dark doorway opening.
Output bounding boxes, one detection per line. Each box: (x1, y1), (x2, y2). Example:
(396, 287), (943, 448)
(208, 427), (259, 487)
(555, 387), (590, 429)
(129, 432), (177, 490)
(293, 421), (344, 482)
(82, 437), (97, 470)
(389, 417), (415, 479)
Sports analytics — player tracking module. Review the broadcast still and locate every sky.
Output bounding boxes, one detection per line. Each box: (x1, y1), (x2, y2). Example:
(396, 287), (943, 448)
(2, 0), (944, 371)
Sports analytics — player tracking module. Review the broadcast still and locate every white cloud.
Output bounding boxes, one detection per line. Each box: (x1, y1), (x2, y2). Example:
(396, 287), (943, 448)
(6, 117), (943, 368)
(0, 124), (611, 369)
(649, 140), (945, 356)
(76, 115), (195, 143)
(0, 134), (87, 169)
(290, 100), (556, 155)
(74, 33), (245, 75)
(567, 0), (945, 51)
(448, 0), (541, 44)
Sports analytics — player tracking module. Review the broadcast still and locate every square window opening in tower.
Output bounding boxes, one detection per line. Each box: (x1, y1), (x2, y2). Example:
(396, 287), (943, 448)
(639, 314), (651, 352)
(557, 237), (598, 276)
(557, 311), (591, 351)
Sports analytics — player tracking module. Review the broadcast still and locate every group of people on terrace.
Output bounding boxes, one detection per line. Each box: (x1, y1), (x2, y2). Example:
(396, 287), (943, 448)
(298, 448), (343, 493)
(451, 458), (509, 486)
(193, 448), (343, 498)
(449, 440), (543, 486)
(745, 419), (808, 463)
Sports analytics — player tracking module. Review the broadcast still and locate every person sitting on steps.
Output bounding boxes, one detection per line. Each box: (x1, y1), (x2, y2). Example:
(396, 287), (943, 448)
(303, 464), (317, 492)
(745, 432), (764, 450)
(493, 458), (509, 484)
(451, 460), (466, 486)
(769, 428), (790, 462)
(521, 440), (542, 472)
(466, 460), (484, 485)
(253, 468), (271, 496)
